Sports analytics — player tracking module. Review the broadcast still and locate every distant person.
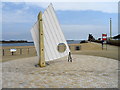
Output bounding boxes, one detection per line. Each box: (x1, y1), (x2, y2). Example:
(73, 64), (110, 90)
(102, 40), (104, 49)
(68, 52), (72, 62)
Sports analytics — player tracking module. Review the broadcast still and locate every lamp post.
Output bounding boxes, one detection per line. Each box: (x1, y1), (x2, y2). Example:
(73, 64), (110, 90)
(110, 18), (112, 39)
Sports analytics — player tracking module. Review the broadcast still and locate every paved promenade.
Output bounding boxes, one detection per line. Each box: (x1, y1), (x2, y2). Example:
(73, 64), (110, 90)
(2, 55), (118, 88)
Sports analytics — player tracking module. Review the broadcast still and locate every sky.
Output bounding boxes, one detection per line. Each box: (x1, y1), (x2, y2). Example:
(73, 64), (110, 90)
(1, 1), (118, 41)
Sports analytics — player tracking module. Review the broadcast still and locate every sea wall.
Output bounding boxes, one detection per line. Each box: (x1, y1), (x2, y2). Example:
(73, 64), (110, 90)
(93, 40), (120, 46)
(1, 43), (102, 56)
(107, 39), (120, 46)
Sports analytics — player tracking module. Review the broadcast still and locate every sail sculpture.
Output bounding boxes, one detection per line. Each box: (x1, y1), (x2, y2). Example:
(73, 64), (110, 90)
(31, 4), (70, 67)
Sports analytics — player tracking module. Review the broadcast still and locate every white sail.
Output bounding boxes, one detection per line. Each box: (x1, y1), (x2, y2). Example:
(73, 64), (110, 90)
(31, 4), (70, 61)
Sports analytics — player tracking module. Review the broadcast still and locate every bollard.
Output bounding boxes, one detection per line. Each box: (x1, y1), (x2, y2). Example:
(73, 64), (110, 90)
(20, 49), (22, 55)
(3, 49), (4, 56)
(58, 46), (59, 51)
(28, 48), (29, 54)
(11, 52), (14, 55)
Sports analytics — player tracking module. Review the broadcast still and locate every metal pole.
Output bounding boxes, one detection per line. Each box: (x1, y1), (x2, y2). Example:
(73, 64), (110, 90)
(106, 43), (107, 50)
(38, 12), (45, 67)
(102, 34), (103, 50)
(106, 35), (107, 50)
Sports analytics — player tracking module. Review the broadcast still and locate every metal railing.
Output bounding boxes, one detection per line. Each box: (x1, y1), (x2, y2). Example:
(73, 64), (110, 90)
(1, 45), (81, 56)
(2, 47), (37, 56)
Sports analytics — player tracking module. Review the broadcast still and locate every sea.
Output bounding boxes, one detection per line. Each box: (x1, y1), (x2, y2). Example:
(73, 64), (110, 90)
(1, 40), (83, 46)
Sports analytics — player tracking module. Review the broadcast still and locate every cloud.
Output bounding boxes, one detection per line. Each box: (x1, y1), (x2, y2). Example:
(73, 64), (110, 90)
(25, 2), (118, 13)
(2, 3), (36, 23)
(2, 2), (118, 23)
(1, 0), (119, 13)
(2, 12), (35, 23)
(1, 0), (119, 2)
(0, 3), (2, 23)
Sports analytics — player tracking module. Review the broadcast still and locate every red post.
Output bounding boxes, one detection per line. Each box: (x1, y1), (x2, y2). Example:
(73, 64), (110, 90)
(102, 34), (107, 50)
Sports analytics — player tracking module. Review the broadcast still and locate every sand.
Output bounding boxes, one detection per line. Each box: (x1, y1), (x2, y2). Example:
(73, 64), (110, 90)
(72, 42), (119, 60)
(1, 46), (36, 62)
(1, 42), (119, 62)
(1, 54), (118, 88)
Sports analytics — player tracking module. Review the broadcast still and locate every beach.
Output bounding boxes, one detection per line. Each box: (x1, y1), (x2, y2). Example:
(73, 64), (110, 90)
(1, 42), (119, 88)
